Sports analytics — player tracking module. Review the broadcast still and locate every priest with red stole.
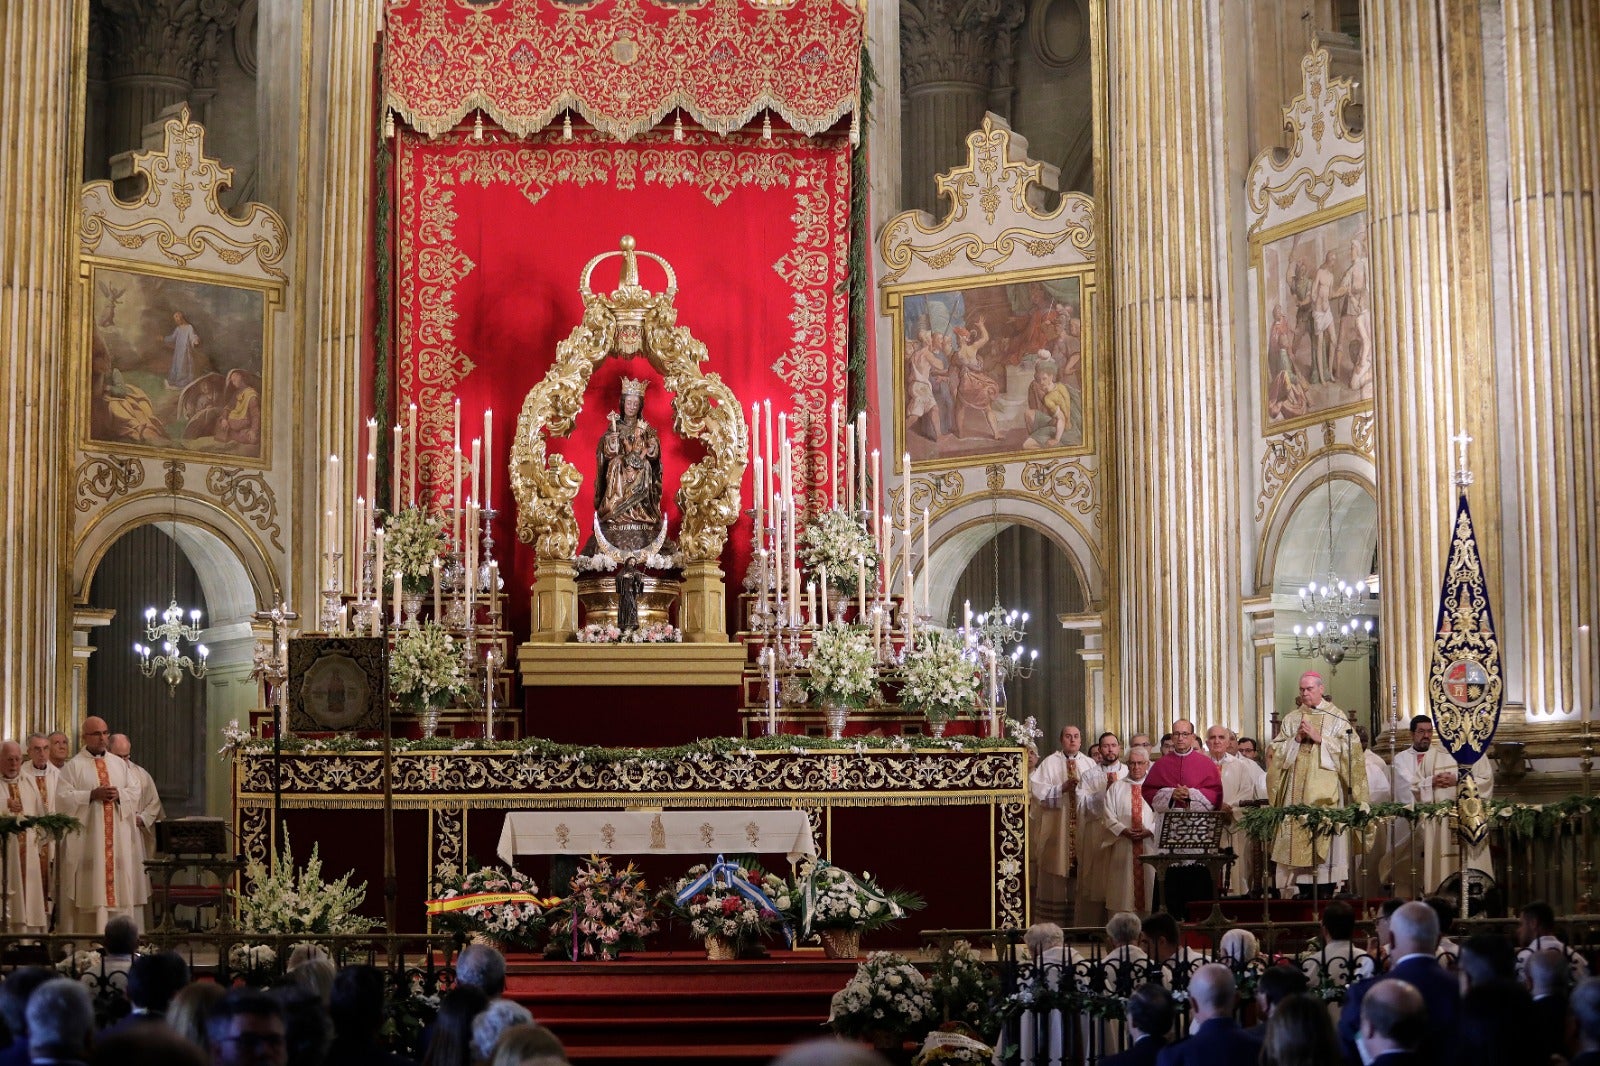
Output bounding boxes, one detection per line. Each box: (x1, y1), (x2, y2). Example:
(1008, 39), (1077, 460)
(1142, 719), (1223, 821)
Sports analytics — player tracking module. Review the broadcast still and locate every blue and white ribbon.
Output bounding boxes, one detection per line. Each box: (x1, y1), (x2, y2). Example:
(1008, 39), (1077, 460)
(675, 854), (793, 946)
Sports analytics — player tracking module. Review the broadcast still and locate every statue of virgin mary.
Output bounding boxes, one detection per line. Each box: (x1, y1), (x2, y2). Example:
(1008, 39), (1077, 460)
(587, 376), (665, 556)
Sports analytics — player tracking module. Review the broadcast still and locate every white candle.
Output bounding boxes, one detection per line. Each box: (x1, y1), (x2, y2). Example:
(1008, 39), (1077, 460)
(763, 400), (773, 521)
(392, 570), (402, 621)
(820, 566), (829, 622)
(1580, 624), (1593, 724)
(844, 424), (855, 516)
(407, 403), (418, 505)
(830, 400), (839, 509)
(902, 459), (912, 639)
(471, 438), (482, 510)
(483, 409), (493, 509)
(753, 456), (764, 538)
(965, 599), (972, 629)
(922, 508), (931, 615)
(453, 429), (463, 548)
(808, 582), (816, 626)
(870, 449), (881, 557)
(392, 423), (403, 508)
(355, 496), (367, 598)
(857, 554), (866, 619)
(338, 605), (348, 636)
(432, 558), (442, 619)
(366, 417), (378, 495)
(856, 411), (867, 512)
(374, 529), (385, 613)
(750, 401), (760, 472)
(489, 559), (500, 616)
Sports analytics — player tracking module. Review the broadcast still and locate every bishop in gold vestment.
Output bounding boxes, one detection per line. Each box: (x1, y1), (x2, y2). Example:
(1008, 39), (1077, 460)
(1268, 672), (1369, 892)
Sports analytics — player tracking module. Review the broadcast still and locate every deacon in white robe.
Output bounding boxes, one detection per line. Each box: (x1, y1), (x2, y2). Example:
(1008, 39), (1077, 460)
(0, 742), (47, 933)
(1205, 725), (1268, 894)
(1076, 733), (1128, 924)
(25, 733), (61, 917)
(57, 717), (148, 934)
(1099, 747), (1157, 916)
(109, 734), (163, 865)
(1030, 725), (1103, 923)
(1386, 715), (1494, 896)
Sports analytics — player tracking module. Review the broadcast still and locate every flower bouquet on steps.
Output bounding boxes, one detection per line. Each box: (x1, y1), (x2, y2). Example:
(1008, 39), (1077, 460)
(545, 856), (658, 961)
(384, 506), (447, 594)
(661, 856), (791, 960)
(389, 620), (470, 735)
(791, 859), (924, 959)
(927, 940), (1002, 1042)
(828, 951), (935, 1049)
(425, 862), (561, 954)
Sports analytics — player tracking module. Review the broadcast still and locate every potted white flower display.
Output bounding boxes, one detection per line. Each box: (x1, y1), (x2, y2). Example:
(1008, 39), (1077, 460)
(828, 951), (935, 1051)
(898, 628), (981, 737)
(791, 860), (921, 959)
(804, 623), (879, 739)
(799, 509), (880, 621)
(389, 620), (470, 736)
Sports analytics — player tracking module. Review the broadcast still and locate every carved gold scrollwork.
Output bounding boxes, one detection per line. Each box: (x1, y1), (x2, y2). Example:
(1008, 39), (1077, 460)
(74, 455), (145, 512)
(207, 466), (284, 551)
(995, 797), (1026, 928)
(163, 459), (186, 492)
(429, 806), (466, 894)
(1255, 430), (1309, 522)
(511, 237), (746, 564)
(1020, 459), (1097, 523)
(985, 463), (1006, 491)
(1245, 48), (1364, 236)
(889, 470), (965, 521)
(1352, 412), (1375, 456)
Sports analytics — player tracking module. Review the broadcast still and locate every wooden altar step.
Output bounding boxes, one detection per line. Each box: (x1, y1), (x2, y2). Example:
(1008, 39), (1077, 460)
(503, 951), (857, 1063)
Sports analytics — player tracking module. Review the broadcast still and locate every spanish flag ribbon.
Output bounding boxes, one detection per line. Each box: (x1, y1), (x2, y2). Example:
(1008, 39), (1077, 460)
(425, 891), (558, 916)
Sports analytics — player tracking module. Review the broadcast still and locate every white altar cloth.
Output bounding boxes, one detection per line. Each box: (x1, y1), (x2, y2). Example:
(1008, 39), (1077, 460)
(496, 809), (817, 865)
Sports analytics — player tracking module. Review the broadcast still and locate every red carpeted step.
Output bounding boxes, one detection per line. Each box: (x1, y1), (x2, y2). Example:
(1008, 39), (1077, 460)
(563, 1043), (791, 1064)
(541, 1014), (827, 1048)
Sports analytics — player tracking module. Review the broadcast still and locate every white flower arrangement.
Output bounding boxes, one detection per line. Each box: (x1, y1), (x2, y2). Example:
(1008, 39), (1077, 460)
(899, 629), (981, 723)
(794, 861), (910, 933)
(800, 508), (880, 590)
(928, 940), (1001, 1040)
(429, 864), (560, 951)
(575, 552), (680, 572)
(575, 621), (682, 644)
(238, 829), (377, 937)
(227, 943), (279, 971)
(805, 623), (879, 708)
(217, 718), (250, 757)
(389, 621), (470, 710)
(662, 863), (787, 950)
(384, 506), (447, 590)
(828, 951), (934, 1040)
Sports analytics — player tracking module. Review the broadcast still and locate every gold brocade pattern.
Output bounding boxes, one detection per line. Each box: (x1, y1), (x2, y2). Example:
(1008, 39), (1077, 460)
(383, 0), (863, 141)
(1429, 498), (1504, 760)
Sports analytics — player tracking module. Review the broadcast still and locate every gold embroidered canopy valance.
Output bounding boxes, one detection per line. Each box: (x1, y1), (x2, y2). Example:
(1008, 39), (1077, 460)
(383, 0), (864, 141)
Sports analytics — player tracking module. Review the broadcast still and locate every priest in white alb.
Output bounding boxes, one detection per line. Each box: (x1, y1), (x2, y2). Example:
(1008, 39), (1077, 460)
(1074, 732), (1127, 925)
(1267, 671), (1368, 896)
(25, 733), (60, 910)
(1387, 713), (1494, 896)
(1030, 725), (1102, 923)
(1205, 724), (1268, 894)
(1100, 746), (1157, 915)
(57, 717), (149, 933)
(0, 741), (47, 933)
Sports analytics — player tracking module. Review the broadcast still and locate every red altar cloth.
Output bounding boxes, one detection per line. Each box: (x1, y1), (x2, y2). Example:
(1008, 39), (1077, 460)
(394, 125), (853, 641)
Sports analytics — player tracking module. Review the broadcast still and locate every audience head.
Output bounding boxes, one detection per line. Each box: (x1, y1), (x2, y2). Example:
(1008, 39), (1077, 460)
(1520, 900), (1557, 945)
(1261, 993), (1340, 1066)
(1459, 979), (1534, 1066)
(1237, 737), (1259, 761)
(329, 965), (388, 1042)
(169, 980), (227, 1050)
(769, 1039), (891, 1066)
(488, 1023), (567, 1066)
(287, 957), (336, 1004)
(268, 985), (331, 1066)
(1319, 900), (1356, 943)
(205, 987), (287, 1066)
(1023, 922), (1064, 958)
(472, 999), (535, 1063)
(423, 984), (490, 1066)
(1389, 901), (1441, 957)
(1123, 983), (1174, 1042)
(1159, 733), (1174, 755)
(1140, 912), (1179, 960)
(0, 965), (55, 1043)
(1458, 932), (1517, 994)
(1573, 977), (1600, 1051)
(26, 978), (95, 1060)
(1106, 911), (1142, 948)
(1358, 977), (1426, 1055)
(89, 1027), (208, 1066)
(1255, 964), (1309, 1017)
(127, 951), (189, 1013)
(1219, 928), (1258, 965)
(1170, 721), (1197, 754)
(1526, 947), (1569, 998)
(103, 914), (139, 956)
(1375, 897), (1405, 952)
(457, 942), (508, 999)
(1424, 894), (1457, 938)
(1187, 964), (1236, 1023)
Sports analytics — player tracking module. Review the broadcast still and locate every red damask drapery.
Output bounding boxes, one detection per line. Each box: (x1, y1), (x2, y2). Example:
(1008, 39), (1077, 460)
(394, 125), (853, 636)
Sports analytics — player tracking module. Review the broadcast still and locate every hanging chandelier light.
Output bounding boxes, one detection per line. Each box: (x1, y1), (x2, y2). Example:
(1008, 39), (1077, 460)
(133, 493), (209, 693)
(1291, 458), (1376, 669)
(957, 501), (1038, 708)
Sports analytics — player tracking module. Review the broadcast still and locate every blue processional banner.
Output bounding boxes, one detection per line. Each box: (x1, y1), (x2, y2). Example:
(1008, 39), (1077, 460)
(1428, 492), (1503, 768)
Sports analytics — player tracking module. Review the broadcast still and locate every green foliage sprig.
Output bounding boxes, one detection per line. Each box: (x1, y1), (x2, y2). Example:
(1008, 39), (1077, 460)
(1236, 795), (1600, 843)
(234, 732), (1023, 759)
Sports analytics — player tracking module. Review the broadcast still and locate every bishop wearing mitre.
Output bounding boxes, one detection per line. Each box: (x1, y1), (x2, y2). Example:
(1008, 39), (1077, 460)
(57, 717), (148, 933)
(0, 741), (47, 933)
(1387, 713), (1494, 896)
(1100, 746), (1158, 915)
(1268, 671), (1369, 896)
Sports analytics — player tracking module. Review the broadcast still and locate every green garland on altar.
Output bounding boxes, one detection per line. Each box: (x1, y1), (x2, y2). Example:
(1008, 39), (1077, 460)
(1237, 795), (1600, 844)
(232, 731), (1022, 761)
(0, 813), (81, 839)
(845, 41), (875, 419)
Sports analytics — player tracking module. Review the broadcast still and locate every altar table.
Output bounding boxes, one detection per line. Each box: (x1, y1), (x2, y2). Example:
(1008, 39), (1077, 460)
(496, 809), (817, 864)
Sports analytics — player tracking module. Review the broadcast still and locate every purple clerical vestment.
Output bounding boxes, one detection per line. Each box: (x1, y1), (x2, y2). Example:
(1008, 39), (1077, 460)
(1142, 750), (1223, 809)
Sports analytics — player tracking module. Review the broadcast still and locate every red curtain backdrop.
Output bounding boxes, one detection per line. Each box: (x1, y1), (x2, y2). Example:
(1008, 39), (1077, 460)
(394, 125), (853, 638)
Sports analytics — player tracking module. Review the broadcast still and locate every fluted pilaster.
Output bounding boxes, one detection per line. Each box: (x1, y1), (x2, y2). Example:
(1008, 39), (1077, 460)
(1361, 1), (1500, 720)
(1108, 1), (1244, 736)
(0, 1), (80, 736)
(1503, 0), (1600, 717)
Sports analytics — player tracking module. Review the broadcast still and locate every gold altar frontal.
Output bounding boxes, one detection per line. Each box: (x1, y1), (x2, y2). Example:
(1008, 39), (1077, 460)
(517, 641), (749, 686)
(575, 573), (680, 629)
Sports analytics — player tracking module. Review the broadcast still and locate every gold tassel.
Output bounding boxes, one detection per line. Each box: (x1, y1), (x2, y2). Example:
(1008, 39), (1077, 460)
(849, 108), (859, 147)
(673, 112), (684, 142)
(472, 109), (484, 142)
(563, 111), (573, 142)
(762, 110), (772, 142)
(384, 108), (396, 139)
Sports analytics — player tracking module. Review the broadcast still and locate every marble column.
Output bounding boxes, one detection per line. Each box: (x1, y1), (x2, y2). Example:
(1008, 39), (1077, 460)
(0, 1), (78, 739)
(899, 0), (1025, 217)
(1108, 0), (1245, 737)
(1502, 0), (1600, 718)
(865, 0), (902, 219)
(69, 610), (117, 733)
(1360, 1), (1500, 720)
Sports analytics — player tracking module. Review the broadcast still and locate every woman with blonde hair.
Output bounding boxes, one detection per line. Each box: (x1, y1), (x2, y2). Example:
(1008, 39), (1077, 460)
(1260, 993), (1341, 1066)
(489, 1022), (568, 1065)
(166, 980), (226, 1051)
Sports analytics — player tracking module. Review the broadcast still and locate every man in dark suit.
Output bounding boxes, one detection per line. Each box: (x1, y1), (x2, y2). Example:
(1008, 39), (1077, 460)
(1103, 984), (1173, 1066)
(1244, 964), (1308, 1039)
(1155, 964), (1262, 1066)
(1338, 901), (1459, 1065)
(100, 952), (190, 1038)
(1355, 978), (1427, 1066)
(1528, 949), (1574, 1064)
(1572, 978), (1600, 1066)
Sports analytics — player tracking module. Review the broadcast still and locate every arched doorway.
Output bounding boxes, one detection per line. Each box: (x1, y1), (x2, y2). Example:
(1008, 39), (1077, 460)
(1272, 478), (1380, 734)
(948, 523), (1088, 743)
(84, 520), (260, 818)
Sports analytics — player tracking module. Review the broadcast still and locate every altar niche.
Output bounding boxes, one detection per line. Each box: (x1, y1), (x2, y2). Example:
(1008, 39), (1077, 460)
(510, 236), (747, 652)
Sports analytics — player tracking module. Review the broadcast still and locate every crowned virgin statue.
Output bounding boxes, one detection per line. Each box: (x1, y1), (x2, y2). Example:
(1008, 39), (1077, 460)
(587, 377), (667, 557)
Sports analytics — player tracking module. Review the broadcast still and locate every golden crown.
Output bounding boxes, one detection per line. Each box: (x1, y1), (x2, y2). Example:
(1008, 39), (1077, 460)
(620, 377), (650, 399)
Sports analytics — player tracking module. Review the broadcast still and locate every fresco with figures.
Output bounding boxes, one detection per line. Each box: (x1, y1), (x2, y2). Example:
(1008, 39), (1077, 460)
(894, 268), (1093, 470)
(1256, 205), (1374, 431)
(85, 264), (267, 461)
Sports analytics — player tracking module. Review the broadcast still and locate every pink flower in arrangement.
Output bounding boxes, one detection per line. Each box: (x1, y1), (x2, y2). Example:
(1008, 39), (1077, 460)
(721, 897), (743, 916)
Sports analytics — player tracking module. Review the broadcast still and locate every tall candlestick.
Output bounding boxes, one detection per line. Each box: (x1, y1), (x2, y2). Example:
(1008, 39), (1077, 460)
(750, 401), (760, 473)
(870, 449), (881, 555)
(366, 416), (378, 500)
(1580, 624), (1593, 723)
(374, 530), (385, 614)
(829, 400), (840, 508)
(856, 411), (867, 512)
(355, 496), (367, 598)
(392, 423), (403, 508)
(807, 582), (817, 626)
(902, 458), (912, 639)
(483, 409), (493, 510)
(763, 400), (773, 522)
(489, 559), (500, 617)
(753, 456), (764, 537)
(471, 438), (482, 507)
(922, 508), (931, 616)
(407, 403), (417, 505)
(453, 422), (463, 548)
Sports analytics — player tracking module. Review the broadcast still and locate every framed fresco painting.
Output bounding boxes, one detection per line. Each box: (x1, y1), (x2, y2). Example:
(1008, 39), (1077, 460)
(79, 258), (276, 465)
(1252, 199), (1373, 432)
(287, 637), (388, 734)
(885, 263), (1097, 473)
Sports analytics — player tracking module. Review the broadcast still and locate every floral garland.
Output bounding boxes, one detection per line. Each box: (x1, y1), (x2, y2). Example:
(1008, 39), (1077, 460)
(899, 629), (981, 723)
(800, 508), (880, 590)
(427, 863), (560, 951)
(546, 856), (659, 961)
(805, 623), (879, 708)
(0, 813), (80, 840)
(928, 940), (1001, 1041)
(383, 506), (448, 590)
(389, 621), (470, 711)
(1236, 795), (1600, 843)
(238, 829), (376, 937)
(575, 621), (682, 644)
(575, 552), (680, 573)
(661, 861), (788, 951)
(231, 730), (1022, 759)
(828, 951), (935, 1040)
